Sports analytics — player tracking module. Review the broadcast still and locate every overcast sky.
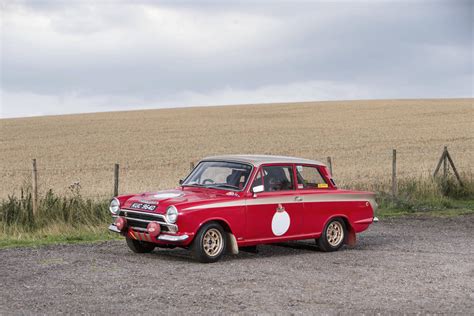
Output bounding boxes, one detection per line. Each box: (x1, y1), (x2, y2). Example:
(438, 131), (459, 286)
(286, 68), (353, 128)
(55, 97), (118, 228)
(0, 0), (472, 118)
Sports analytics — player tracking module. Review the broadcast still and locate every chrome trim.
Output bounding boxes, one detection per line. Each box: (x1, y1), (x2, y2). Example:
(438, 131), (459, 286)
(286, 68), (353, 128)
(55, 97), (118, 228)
(373, 217), (379, 223)
(122, 216), (162, 224)
(158, 234), (189, 242)
(109, 224), (182, 237)
(120, 208), (166, 220)
(118, 209), (178, 229)
(108, 224), (120, 233)
(122, 215), (178, 231)
(109, 197), (120, 215)
(166, 205), (178, 224)
(130, 226), (147, 232)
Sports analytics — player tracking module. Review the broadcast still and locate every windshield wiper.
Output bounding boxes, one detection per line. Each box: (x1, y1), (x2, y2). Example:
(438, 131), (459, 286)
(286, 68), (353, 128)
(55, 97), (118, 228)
(206, 184), (240, 190)
(181, 183), (203, 187)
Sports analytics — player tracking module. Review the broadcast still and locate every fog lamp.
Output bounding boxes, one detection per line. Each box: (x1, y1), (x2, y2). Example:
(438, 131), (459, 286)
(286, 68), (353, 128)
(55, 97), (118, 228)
(147, 221), (161, 237)
(115, 217), (127, 231)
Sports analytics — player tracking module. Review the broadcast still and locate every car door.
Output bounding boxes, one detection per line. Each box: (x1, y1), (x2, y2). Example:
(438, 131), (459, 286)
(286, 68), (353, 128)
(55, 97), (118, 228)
(244, 164), (304, 242)
(294, 164), (334, 235)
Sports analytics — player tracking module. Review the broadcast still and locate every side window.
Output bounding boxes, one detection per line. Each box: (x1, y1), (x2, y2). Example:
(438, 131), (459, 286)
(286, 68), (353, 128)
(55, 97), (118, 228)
(262, 166), (294, 192)
(251, 169), (263, 190)
(296, 165), (328, 189)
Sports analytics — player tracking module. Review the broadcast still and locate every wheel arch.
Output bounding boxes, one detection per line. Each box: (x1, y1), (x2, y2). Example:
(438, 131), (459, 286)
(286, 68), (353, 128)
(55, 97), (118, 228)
(197, 217), (234, 234)
(195, 217), (238, 255)
(323, 214), (356, 246)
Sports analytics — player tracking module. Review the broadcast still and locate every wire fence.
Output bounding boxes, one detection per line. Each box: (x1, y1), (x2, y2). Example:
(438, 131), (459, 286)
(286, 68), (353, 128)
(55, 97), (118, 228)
(1, 146), (469, 208)
(0, 164), (195, 201)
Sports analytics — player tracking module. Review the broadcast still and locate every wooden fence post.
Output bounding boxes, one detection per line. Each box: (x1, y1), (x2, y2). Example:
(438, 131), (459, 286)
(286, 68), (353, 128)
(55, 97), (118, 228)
(445, 149), (464, 186)
(392, 149), (397, 197)
(442, 146), (448, 180)
(190, 162), (195, 171)
(114, 163), (119, 196)
(32, 159), (38, 216)
(327, 156), (333, 176)
(433, 147), (447, 177)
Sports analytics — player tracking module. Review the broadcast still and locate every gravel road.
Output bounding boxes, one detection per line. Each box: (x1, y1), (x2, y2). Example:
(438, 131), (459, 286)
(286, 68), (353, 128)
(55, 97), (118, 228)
(1, 215), (473, 315)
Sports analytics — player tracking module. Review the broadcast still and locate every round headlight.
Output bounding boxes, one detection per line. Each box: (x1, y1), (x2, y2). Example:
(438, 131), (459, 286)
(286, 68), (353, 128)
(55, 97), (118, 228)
(166, 206), (178, 224)
(109, 198), (120, 215)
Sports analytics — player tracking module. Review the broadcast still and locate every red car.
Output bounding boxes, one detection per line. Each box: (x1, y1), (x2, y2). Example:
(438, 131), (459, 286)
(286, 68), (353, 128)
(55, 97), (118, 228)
(109, 155), (378, 263)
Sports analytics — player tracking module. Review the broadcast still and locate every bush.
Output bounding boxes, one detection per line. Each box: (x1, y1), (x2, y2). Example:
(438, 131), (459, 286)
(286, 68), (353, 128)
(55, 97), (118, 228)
(0, 186), (110, 234)
(350, 174), (473, 212)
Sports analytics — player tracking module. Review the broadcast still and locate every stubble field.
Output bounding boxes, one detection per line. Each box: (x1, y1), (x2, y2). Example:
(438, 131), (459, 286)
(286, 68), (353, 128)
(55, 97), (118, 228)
(0, 98), (472, 199)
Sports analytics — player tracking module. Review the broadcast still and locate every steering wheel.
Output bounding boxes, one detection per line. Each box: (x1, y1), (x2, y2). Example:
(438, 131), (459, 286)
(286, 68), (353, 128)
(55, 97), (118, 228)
(202, 179), (215, 184)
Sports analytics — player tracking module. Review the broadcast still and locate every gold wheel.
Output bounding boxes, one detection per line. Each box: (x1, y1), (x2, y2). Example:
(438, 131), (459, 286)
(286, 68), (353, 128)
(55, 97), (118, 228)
(326, 221), (344, 247)
(202, 228), (224, 257)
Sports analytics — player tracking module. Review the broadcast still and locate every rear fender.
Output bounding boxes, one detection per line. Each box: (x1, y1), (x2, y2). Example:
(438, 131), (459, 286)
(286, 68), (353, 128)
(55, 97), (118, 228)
(322, 215), (356, 246)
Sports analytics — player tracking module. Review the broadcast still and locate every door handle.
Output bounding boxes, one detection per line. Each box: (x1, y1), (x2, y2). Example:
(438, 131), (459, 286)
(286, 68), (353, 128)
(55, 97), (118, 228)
(294, 196), (303, 202)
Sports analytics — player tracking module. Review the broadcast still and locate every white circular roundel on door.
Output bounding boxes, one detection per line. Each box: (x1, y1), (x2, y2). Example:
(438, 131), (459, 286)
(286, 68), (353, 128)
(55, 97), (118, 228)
(271, 204), (291, 236)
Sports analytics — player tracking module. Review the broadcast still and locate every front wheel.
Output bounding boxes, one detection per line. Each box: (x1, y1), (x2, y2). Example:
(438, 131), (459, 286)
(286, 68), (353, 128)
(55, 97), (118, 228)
(126, 237), (156, 253)
(317, 218), (346, 252)
(192, 222), (226, 263)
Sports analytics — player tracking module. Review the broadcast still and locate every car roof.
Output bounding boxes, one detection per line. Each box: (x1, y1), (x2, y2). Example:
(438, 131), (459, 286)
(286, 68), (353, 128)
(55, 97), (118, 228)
(201, 154), (326, 167)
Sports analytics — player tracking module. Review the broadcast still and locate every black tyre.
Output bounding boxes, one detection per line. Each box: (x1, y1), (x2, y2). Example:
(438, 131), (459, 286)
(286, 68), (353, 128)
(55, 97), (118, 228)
(192, 222), (227, 263)
(317, 218), (346, 252)
(126, 237), (156, 253)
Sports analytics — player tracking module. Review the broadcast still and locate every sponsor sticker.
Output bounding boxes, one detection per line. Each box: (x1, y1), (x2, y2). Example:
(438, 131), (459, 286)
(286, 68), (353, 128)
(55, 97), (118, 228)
(317, 183), (329, 188)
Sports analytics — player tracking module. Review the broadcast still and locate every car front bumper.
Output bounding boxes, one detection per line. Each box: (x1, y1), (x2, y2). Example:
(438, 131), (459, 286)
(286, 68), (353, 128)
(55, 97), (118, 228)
(108, 224), (189, 242)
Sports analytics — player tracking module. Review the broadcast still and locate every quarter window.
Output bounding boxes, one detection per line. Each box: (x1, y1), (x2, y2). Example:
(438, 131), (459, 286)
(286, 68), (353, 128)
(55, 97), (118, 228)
(262, 166), (294, 191)
(296, 165), (328, 189)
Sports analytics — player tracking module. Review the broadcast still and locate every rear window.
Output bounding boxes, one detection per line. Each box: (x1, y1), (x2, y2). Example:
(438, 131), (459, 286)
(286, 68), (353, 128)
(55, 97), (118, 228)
(296, 165), (328, 189)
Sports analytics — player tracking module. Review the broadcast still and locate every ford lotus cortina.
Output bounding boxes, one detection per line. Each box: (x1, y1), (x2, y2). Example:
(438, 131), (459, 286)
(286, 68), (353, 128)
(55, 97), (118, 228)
(109, 155), (378, 263)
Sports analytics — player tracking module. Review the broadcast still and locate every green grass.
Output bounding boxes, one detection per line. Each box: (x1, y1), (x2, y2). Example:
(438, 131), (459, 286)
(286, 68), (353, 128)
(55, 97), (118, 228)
(372, 176), (474, 218)
(0, 187), (119, 248)
(0, 225), (121, 249)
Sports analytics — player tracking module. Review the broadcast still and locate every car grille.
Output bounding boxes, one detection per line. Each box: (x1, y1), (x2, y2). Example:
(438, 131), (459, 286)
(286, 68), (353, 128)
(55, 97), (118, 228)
(118, 209), (171, 232)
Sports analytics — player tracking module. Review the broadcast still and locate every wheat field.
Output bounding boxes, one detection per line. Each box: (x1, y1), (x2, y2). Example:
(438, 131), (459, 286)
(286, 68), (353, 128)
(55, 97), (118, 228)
(0, 98), (472, 199)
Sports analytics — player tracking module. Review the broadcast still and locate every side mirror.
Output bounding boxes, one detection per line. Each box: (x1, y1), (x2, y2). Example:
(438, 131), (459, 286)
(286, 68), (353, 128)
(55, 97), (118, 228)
(179, 179), (184, 185)
(251, 185), (264, 197)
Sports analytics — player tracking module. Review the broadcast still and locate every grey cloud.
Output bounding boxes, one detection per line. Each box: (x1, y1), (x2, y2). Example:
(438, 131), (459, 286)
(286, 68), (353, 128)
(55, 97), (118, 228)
(0, 0), (472, 118)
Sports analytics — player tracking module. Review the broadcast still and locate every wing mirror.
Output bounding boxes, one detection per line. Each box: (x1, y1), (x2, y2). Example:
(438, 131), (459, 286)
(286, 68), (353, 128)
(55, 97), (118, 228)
(251, 185), (264, 197)
(179, 179), (184, 185)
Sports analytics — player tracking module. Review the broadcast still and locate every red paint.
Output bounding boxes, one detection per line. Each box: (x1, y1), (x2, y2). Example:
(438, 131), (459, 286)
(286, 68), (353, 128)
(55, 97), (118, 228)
(112, 157), (377, 250)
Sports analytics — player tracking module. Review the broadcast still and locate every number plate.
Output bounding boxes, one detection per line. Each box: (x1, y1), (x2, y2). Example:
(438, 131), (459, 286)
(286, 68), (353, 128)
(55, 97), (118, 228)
(130, 202), (157, 211)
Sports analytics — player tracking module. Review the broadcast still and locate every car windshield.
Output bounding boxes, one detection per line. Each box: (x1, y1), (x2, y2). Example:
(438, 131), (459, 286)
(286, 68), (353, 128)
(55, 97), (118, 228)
(183, 161), (253, 191)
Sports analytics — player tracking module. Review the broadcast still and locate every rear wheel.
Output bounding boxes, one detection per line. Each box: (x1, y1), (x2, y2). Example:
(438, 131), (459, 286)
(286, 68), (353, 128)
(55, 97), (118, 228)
(317, 218), (346, 252)
(192, 222), (226, 263)
(126, 237), (156, 253)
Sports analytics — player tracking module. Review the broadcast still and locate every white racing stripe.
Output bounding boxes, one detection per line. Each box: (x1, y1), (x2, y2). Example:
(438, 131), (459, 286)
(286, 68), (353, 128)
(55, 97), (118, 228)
(183, 193), (377, 211)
